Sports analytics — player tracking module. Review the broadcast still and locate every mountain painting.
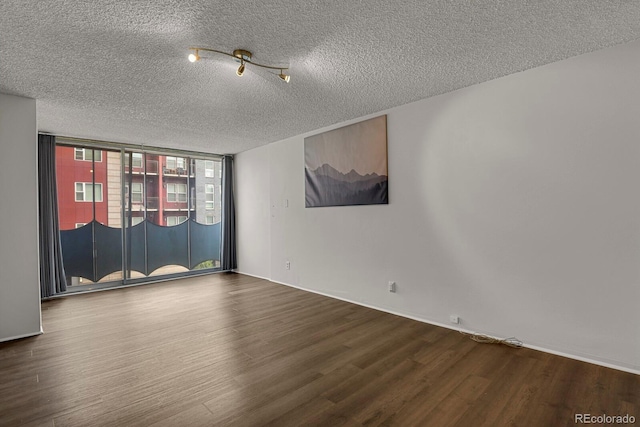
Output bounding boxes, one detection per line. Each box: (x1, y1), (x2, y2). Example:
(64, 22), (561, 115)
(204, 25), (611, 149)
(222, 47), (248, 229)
(305, 115), (388, 207)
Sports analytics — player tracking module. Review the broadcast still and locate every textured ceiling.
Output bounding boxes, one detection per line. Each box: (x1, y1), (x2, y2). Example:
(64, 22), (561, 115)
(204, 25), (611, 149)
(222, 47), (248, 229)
(2, 1), (640, 154)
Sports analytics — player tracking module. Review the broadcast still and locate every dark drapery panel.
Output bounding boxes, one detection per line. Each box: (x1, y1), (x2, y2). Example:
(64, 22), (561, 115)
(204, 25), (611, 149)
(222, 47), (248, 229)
(221, 155), (237, 270)
(38, 134), (67, 298)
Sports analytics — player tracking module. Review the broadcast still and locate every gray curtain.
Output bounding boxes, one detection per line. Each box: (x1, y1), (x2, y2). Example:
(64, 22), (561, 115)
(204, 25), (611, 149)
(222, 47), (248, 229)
(221, 155), (237, 270)
(38, 134), (67, 298)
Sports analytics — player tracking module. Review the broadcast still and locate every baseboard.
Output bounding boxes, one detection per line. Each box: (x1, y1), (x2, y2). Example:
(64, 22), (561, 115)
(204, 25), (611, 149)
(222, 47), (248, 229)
(54, 269), (230, 298)
(0, 329), (43, 344)
(234, 270), (272, 282)
(266, 277), (639, 376)
(521, 343), (640, 376)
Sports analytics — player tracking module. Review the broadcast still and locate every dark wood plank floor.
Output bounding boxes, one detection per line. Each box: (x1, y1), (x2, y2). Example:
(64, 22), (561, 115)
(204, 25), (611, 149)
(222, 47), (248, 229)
(0, 273), (637, 426)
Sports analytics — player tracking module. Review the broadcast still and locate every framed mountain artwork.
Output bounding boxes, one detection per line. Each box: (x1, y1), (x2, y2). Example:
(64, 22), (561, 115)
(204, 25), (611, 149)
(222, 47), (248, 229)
(305, 115), (388, 207)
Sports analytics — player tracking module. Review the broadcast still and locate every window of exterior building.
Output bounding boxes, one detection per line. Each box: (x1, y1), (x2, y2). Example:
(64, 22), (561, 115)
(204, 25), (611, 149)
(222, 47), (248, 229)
(205, 215), (214, 225)
(75, 223), (86, 228)
(205, 184), (214, 209)
(205, 160), (214, 178)
(166, 215), (187, 226)
(75, 182), (103, 202)
(166, 183), (187, 202)
(132, 153), (143, 168)
(166, 156), (186, 171)
(131, 182), (143, 203)
(74, 148), (102, 162)
(124, 152), (143, 168)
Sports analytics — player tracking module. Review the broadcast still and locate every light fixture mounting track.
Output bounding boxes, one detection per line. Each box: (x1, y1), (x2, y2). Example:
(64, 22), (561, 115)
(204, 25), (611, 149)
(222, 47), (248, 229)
(232, 49), (252, 62)
(188, 47), (290, 82)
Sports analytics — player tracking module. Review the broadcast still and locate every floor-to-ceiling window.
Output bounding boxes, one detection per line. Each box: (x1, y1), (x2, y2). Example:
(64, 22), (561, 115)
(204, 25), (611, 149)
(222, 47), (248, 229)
(56, 141), (223, 290)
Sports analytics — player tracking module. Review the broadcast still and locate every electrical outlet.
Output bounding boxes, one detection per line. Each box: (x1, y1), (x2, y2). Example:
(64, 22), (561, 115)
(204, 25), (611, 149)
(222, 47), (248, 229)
(388, 281), (396, 293)
(285, 261), (290, 270)
(450, 315), (460, 324)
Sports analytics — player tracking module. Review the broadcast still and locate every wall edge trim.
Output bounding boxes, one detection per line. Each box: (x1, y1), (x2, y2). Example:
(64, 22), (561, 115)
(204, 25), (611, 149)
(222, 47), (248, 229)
(263, 276), (639, 376)
(0, 329), (43, 344)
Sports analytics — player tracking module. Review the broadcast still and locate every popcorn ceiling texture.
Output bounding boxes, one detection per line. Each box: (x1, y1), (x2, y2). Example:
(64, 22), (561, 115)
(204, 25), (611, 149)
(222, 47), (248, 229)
(1, 0), (640, 154)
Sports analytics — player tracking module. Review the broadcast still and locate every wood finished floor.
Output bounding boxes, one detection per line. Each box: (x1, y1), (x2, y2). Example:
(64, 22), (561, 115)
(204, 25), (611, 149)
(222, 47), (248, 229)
(0, 273), (637, 426)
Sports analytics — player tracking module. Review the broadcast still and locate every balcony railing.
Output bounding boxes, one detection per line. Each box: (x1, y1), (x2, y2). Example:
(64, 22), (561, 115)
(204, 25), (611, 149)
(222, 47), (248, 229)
(60, 219), (221, 282)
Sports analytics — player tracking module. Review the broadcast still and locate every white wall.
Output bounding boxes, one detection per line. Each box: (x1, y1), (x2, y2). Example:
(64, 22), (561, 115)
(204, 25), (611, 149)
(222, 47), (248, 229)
(236, 144), (272, 280)
(0, 93), (42, 341)
(236, 40), (640, 373)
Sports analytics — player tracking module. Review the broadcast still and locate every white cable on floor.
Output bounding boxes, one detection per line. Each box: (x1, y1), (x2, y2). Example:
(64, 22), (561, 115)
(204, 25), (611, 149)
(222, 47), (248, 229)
(460, 331), (524, 348)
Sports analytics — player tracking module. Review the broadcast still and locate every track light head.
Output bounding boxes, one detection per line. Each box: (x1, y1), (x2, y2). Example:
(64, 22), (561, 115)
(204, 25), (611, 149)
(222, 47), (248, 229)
(278, 71), (290, 83)
(188, 49), (200, 62)
(236, 61), (245, 77)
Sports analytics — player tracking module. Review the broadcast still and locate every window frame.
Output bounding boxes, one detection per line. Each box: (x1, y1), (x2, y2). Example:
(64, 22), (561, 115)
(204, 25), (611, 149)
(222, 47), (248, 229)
(74, 148), (102, 162)
(205, 160), (214, 178)
(166, 215), (187, 226)
(166, 183), (188, 202)
(205, 184), (214, 209)
(131, 182), (143, 203)
(132, 153), (143, 168)
(166, 156), (186, 171)
(55, 140), (226, 288)
(74, 182), (103, 202)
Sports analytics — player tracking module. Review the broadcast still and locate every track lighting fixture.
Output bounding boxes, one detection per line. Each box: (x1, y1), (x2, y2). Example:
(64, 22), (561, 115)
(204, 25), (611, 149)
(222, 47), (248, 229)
(188, 47), (290, 82)
(278, 70), (290, 83)
(188, 49), (200, 63)
(236, 61), (245, 77)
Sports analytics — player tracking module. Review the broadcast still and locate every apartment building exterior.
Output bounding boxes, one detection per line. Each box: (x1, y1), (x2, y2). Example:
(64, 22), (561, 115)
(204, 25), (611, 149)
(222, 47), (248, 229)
(56, 147), (222, 230)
